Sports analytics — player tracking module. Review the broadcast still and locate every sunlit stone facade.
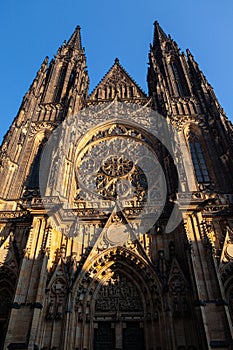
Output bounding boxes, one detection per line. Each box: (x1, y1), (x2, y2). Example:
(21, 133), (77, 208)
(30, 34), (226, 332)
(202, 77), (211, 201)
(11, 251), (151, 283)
(0, 22), (233, 349)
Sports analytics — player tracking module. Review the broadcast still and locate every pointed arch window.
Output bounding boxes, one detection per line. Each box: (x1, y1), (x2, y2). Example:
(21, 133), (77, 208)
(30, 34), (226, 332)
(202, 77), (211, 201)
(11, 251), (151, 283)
(28, 137), (47, 189)
(67, 69), (76, 91)
(171, 63), (185, 96)
(169, 61), (190, 97)
(189, 138), (210, 183)
(53, 65), (67, 103)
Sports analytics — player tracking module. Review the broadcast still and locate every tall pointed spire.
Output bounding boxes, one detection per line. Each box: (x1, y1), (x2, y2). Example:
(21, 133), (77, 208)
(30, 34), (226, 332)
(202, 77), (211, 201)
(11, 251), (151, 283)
(153, 21), (168, 45)
(67, 25), (82, 50)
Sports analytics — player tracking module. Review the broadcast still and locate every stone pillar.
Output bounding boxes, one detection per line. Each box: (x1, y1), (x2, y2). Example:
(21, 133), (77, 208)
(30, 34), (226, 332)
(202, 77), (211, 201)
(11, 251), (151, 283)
(184, 212), (233, 349)
(4, 216), (48, 349)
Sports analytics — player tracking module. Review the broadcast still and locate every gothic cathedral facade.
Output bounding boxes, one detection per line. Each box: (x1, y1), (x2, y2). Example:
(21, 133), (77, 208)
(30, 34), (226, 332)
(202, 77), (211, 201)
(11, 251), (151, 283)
(0, 22), (233, 350)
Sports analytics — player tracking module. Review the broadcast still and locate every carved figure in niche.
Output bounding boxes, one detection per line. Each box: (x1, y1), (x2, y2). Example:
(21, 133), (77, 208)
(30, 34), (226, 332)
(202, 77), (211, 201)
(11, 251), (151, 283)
(46, 278), (67, 320)
(157, 250), (167, 279)
(46, 300), (55, 320)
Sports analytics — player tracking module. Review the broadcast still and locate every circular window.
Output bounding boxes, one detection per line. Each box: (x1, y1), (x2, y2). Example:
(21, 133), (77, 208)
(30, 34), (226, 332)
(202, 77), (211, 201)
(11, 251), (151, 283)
(102, 156), (133, 177)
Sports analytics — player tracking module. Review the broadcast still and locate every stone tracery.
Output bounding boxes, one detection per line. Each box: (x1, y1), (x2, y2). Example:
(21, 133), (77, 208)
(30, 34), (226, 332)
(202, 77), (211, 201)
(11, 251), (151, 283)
(75, 124), (163, 206)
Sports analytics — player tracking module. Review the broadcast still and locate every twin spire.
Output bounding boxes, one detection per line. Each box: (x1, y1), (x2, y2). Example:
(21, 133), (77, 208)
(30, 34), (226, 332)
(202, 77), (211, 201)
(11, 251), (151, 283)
(33, 22), (200, 104)
(67, 21), (170, 52)
(66, 21), (196, 59)
(67, 21), (170, 49)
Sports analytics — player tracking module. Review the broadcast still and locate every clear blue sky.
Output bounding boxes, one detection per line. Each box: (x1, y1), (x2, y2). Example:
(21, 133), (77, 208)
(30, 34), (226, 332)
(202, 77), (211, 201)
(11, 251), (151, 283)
(1, 0), (233, 143)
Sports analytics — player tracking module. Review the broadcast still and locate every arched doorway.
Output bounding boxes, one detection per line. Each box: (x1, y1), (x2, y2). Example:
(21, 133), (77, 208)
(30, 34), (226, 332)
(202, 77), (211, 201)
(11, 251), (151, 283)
(73, 248), (162, 350)
(93, 269), (145, 350)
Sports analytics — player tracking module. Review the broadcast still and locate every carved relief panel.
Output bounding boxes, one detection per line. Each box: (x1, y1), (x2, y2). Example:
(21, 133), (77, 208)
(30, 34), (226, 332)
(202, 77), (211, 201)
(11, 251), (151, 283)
(95, 271), (143, 313)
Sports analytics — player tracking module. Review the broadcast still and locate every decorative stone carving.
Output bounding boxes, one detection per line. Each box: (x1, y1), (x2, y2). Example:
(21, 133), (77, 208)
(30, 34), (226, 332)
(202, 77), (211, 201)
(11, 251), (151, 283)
(95, 272), (143, 312)
(168, 259), (190, 318)
(46, 277), (67, 320)
(0, 211), (28, 221)
(28, 121), (57, 138)
(89, 60), (147, 101)
(77, 135), (161, 205)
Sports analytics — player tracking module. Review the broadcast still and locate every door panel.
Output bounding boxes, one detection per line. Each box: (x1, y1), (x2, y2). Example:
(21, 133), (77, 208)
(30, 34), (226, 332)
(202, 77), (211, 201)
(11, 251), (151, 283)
(94, 322), (115, 350)
(123, 322), (145, 350)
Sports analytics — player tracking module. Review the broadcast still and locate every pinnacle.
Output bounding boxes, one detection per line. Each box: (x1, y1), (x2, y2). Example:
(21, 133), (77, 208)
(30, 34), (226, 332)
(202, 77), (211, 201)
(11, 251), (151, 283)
(44, 56), (49, 64)
(67, 25), (82, 50)
(153, 20), (168, 45)
(186, 48), (193, 57)
(186, 49), (197, 64)
(38, 56), (49, 72)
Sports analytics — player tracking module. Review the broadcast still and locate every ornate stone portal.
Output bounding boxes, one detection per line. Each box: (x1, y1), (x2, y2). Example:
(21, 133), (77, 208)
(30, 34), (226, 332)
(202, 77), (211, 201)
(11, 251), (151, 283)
(0, 22), (233, 350)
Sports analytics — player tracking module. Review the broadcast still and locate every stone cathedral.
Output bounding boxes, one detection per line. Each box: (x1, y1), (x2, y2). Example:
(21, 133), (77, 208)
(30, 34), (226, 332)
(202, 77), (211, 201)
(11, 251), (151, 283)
(0, 21), (233, 350)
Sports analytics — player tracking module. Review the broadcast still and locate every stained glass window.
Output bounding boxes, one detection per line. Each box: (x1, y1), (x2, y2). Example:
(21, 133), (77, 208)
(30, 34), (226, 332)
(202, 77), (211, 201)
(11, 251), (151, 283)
(189, 140), (210, 183)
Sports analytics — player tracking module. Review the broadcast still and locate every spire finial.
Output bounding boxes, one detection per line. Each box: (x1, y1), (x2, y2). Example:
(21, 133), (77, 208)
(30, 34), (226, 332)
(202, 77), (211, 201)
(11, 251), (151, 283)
(153, 21), (168, 45)
(68, 25), (82, 50)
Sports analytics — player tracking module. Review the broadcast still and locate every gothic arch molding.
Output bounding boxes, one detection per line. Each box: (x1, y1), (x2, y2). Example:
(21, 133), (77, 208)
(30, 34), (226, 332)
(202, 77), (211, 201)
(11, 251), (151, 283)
(73, 118), (160, 156)
(71, 247), (163, 349)
(23, 129), (52, 197)
(73, 246), (162, 303)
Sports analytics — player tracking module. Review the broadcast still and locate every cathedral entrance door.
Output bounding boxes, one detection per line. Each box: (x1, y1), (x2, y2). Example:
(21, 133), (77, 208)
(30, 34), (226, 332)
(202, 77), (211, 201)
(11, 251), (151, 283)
(93, 270), (146, 349)
(94, 322), (115, 350)
(93, 321), (145, 350)
(123, 322), (145, 350)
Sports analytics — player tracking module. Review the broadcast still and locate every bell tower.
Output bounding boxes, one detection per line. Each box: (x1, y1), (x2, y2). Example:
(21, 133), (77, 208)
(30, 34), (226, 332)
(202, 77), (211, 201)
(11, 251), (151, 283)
(0, 26), (89, 349)
(0, 26), (88, 201)
(148, 21), (233, 193)
(148, 21), (233, 349)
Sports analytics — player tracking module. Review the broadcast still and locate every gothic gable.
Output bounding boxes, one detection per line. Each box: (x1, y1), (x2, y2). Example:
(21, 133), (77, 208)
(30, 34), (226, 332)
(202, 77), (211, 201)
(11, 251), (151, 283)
(89, 58), (147, 101)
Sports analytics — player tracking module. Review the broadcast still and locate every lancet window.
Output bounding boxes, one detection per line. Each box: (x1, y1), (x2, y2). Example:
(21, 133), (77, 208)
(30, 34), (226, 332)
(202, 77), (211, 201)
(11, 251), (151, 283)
(53, 65), (67, 103)
(189, 137), (210, 183)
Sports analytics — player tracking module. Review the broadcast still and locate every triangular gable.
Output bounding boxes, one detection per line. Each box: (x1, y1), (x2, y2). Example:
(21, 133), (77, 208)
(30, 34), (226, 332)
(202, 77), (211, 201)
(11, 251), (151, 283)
(89, 58), (147, 101)
(168, 257), (190, 291)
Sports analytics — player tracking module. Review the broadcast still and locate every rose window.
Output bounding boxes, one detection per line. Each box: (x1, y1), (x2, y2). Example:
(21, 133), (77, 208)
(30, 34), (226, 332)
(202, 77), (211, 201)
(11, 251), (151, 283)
(96, 160), (147, 201)
(102, 156), (133, 177)
(76, 132), (164, 205)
